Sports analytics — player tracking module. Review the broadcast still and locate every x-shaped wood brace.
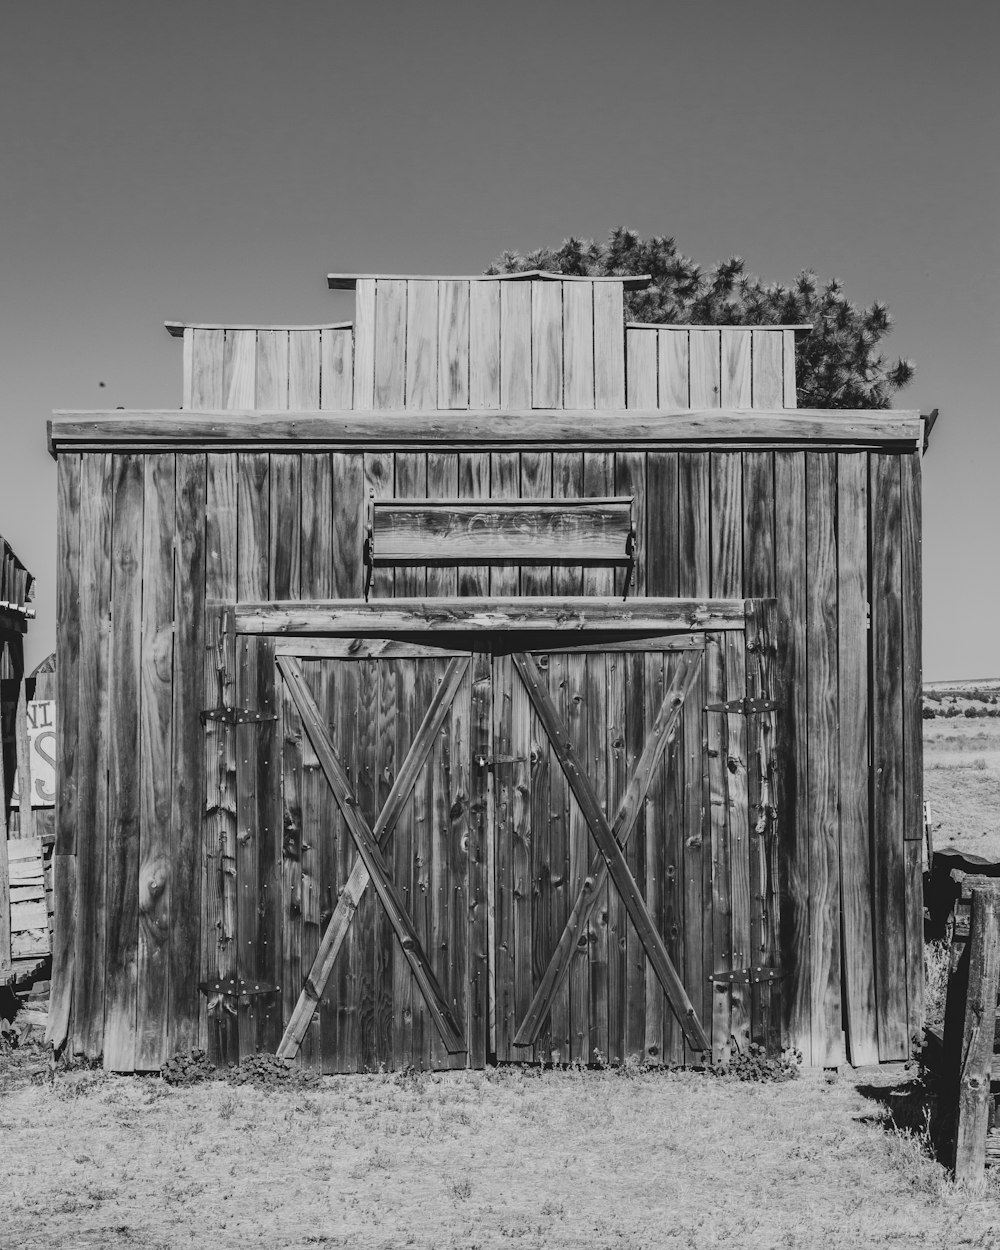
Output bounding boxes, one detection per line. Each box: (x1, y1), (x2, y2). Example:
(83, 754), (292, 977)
(276, 654), (470, 1059)
(511, 650), (711, 1053)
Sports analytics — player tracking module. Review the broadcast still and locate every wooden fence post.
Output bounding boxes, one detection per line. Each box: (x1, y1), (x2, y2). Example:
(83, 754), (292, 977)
(954, 885), (1000, 1184)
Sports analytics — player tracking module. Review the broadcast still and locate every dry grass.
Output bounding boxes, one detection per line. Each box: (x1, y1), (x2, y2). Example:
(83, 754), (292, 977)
(923, 716), (1000, 861)
(3, 1055), (1000, 1249)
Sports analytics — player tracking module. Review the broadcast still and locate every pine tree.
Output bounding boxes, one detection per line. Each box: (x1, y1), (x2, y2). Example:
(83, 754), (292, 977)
(487, 228), (914, 409)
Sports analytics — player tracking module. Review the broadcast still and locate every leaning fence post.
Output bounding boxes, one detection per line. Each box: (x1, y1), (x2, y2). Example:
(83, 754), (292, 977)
(954, 885), (1000, 1184)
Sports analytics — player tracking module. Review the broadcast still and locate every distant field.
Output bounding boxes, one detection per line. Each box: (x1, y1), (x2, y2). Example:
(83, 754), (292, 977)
(923, 679), (1000, 862)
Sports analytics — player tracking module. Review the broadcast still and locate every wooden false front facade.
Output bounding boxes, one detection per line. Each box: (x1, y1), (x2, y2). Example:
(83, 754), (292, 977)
(49, 272), (925, 1072)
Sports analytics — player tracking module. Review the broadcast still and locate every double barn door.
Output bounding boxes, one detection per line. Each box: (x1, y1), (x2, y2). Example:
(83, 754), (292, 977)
(213, 616), (781, 1072)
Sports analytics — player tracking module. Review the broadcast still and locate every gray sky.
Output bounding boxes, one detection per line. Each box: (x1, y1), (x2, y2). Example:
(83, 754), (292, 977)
(2, 1), (996, 678)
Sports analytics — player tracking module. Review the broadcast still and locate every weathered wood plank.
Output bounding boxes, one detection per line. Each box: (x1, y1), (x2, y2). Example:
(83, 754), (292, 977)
(191, 329), (224, 408)
(593, 282), (625, 408)
(488, 453), (520, 596)
(167, 480), (211, 1055)
(354, 655), (377, 1070)
(741, 452), (777, 1049)
(405, 281), (438, 410)
(135, 456), (175, 1070)
(71, 454), (112, 1057)
(254, 637), (281, 1054)
(278, 664), (304, 1049)
(438, 280), (470, 409)
(774, 451), (810, 1061)
(104, 455), (145, 1071)
(721, 329), (752, 408)
(300, 455), (333, 599)
(469, 648), (491, 1067)
(331, 453), (365, 599)
(518, 455), (553, 595)
(689, 330), (721, 408)
(392, 658), (416, 1069)
(626, 329), (658, 410)
(588, 651), (610, 1064)
(901, 452), (924, 1053)
(374, 279), (407, 410)
(711, 454), (747, 1056)
(236, 597), (747, 635)
(562, 283), (595, 409)
(469, 280), (500, 409)
(658, 329), (689, 411)
(323, 660), (350, 1071)
(203, 454), (238, 1061)
(783, 331), (797, 408)
(531, 281), (562, 408)
(353, 279), (376, 409)
(705, 634), (732, 1062)
(50, 408), (927, 453)
(954, 888), (1000, 1184)
(49, 455), (81, 1049)
(256, 330), (289, 409)
(224, 330), (256, 409)
(365, 452), (394, 600)
(393, 453), (428, 597)
(743, 599), (782, 1052)
(752, 331), (784, 409)
(458, 453), (490, 597)
(871, 453), (906, 1061)
(288, 330), (321, 410)
(237, 454), (269, 603)
(493, 651), (515, 1060)
(500, 282), (532, 410)
(425, 453), (459, 596)
(268, 456), (301, 600)
(320, 327), (354, 410)
(235, 636), (260, 1058)
(510, 644), (534, 1059)
(837, 454), (878, 1065)
(373, 658), (396, 1066)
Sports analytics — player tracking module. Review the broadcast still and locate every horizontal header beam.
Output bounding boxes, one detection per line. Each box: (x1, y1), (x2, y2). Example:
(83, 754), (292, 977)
(234, 596), (749, 635)
(164, 320), (353, 338)
(327, 270), (652, 290)
(48, 409), (923, 456)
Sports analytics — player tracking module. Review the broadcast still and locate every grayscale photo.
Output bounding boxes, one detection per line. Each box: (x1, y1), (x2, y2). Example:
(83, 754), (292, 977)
(0, 2), (997, 1246)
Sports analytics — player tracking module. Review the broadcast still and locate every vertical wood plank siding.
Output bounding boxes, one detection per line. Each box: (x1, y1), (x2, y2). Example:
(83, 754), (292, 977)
(58, 279), (919, 1071)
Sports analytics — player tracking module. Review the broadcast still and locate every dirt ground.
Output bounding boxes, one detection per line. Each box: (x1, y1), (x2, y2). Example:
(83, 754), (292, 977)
(2, 1053), (1000, 1250)
(3, 697), (999, 1249)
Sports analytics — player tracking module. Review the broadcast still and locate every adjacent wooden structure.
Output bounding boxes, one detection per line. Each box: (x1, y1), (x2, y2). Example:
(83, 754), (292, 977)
(49, 271), (926, 1071)
(0, 535), (38, 984)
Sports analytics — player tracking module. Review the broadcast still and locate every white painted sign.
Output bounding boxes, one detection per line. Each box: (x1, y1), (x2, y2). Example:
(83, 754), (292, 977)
(11, 699), (56, 809)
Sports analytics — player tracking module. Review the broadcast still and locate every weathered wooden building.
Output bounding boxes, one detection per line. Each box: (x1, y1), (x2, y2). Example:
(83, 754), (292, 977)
(48, 270), (925, 1072)
(0, 534), (40, 983)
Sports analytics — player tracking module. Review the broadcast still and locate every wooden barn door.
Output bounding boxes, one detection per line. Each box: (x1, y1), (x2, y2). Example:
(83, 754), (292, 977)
(220, 606), (781, 1072)
(491, 622), (781, 1068)
(267, 642), (488, 1073)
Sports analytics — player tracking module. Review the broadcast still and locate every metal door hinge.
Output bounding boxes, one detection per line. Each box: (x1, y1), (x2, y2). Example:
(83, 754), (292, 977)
(200, 706), (278, 727)
(705, 697), (779, 716)
(198, 977), (280, 997)
(708, 966), (785, 986)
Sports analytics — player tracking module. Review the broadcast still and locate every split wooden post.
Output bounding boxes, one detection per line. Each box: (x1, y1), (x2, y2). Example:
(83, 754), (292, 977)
(953, 886), (1000, 1184)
